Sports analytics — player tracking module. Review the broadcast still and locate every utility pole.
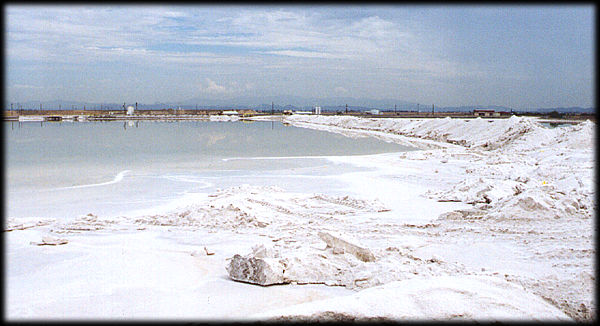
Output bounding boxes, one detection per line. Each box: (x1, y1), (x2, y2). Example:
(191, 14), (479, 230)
(394, 104), (397, 113)
(271, 102), (274, 115)
(345, 104), (348, 114)
(432, 104), (434, 116)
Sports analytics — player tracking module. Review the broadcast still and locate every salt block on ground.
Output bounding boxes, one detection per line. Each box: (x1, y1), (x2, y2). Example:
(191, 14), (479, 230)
(30, 236), (68, 246)
(5, 223), (36, 232)
(226, 254), (287, 286)
(318, 231), (376, 262)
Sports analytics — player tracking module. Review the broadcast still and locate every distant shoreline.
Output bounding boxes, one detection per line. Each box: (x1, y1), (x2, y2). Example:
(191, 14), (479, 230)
(2, 109), (594, 122)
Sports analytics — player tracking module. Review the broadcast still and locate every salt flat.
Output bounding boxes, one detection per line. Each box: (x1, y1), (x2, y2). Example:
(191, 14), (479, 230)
(5, 115), (595, 321)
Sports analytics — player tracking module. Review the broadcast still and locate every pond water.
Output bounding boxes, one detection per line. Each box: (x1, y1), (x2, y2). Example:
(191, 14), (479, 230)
(539, 122), (575, 128)
(5, 120), (416, 220)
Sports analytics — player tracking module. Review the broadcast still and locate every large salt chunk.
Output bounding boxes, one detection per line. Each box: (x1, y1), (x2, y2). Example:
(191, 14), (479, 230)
(30, 236), (68, 246)
(226, 254), (287, 286)
(318, 231), (376, 262)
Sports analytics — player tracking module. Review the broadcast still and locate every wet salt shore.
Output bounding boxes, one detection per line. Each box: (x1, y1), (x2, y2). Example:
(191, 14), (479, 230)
(5, 115), (595, 321)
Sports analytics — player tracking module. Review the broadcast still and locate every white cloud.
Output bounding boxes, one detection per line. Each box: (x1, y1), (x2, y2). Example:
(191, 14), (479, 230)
(5, 6), (476, 103)
(222, 10), (409, 60)
(6, 6), (590, 107)
(263, 50), (339, 59)
(161, 10), (189, 18)
(195, 78), (260, 99)
(200, 78), (228, 94)
(334, 86), (348, 94)
(12, 84), (44, 89)
(6, 6), (425, 70)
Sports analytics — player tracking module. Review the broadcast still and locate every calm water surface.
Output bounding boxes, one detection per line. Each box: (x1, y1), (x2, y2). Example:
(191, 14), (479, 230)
(5, 120), (415, 219)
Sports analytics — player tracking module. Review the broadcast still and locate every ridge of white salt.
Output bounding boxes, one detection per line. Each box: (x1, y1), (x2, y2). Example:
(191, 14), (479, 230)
(252, 275), (572, 321)
(209, 115), (240, 121)
(281, 115), (594, 225)
(279, 115), (546, 150)
(5, 217), (56, 232)
(250, 114), (595, 320)
(129, 184), (389, 232)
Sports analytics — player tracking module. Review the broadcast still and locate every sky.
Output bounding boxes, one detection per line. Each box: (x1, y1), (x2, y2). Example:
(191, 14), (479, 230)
(4, 5), (595, 109)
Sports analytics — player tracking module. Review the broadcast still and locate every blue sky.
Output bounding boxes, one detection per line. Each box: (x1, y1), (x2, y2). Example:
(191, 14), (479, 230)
(5, 5), (594, 108)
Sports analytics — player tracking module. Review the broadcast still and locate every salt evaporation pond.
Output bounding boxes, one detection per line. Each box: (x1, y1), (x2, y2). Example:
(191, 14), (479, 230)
(5, 120), (416, 221)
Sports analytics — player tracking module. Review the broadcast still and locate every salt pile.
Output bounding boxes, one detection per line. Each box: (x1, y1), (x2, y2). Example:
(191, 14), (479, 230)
(251, 114), (595, 321)
(253, 275), (572, 321)
(209, 115), (240, 122)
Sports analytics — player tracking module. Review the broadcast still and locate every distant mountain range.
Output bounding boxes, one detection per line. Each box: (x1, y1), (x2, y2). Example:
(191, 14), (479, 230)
(180, 95), (418, 109)
(431, 105), (594, 113)
(518, 106), (595, 113)
(5, 98), (594, 114)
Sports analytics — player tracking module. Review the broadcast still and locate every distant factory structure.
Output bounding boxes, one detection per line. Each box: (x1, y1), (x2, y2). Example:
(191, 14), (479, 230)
(473, 109), (511, 117)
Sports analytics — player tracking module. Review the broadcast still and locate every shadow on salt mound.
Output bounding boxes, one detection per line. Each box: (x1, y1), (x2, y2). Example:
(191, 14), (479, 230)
(252, 275), (571, 321)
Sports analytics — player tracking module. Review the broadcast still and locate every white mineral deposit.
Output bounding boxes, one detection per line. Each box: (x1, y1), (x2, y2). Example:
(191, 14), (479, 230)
(6, 115), (595, 321)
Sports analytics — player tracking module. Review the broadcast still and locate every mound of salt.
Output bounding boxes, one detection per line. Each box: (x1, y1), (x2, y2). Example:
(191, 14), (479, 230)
(253, 275), (572, 321)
